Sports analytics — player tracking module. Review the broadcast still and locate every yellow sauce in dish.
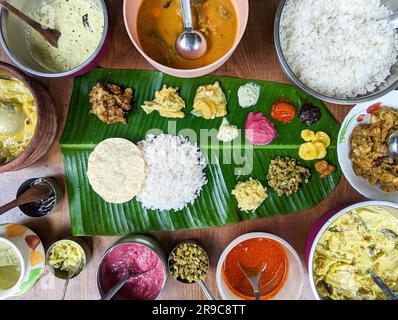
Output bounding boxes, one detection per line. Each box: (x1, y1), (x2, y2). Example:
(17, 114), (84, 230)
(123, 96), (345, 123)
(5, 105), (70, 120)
(137, 0), (238, 69)
(0, 78), (37, 164)
(28, 0), (104, 72)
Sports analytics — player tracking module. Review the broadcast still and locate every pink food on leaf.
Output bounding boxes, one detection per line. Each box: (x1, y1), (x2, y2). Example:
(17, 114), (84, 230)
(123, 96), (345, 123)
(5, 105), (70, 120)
(245, 112), (277, 145)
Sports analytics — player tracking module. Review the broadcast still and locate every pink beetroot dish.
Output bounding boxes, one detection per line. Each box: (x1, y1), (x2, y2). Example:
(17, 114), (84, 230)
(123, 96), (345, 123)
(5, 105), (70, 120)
(98, 243), (165, 300)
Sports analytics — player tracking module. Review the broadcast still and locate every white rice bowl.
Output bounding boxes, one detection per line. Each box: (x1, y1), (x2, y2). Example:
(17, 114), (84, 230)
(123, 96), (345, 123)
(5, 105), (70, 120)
(280, 0), (398, 99)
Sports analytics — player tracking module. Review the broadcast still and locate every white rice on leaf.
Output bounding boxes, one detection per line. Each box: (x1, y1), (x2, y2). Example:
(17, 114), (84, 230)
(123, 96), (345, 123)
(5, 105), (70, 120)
(137, 134), (208, 212)
(280, 0), (398, 99)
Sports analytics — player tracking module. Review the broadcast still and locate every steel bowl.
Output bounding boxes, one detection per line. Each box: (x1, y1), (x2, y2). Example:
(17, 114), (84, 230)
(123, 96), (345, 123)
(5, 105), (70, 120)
(96, 234), (167, 300)
(274, 0), (398, 105)
(0, 0), (109, 78)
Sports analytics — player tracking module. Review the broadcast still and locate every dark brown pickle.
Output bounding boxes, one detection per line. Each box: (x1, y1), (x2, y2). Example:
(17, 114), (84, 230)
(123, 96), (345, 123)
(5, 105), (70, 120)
(299, 104), (321, 126)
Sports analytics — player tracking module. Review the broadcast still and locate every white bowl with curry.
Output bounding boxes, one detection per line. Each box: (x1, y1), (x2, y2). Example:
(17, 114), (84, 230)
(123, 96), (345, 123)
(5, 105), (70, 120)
(0, 62), (57, 173)
(337, 91), (398, 201)
(124, 0), (249, 78)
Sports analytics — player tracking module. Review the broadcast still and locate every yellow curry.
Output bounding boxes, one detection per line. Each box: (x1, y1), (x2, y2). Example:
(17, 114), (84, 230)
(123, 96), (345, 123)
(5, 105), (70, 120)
(137, 0), (238, 69)
(313, 206), (398, 300)
(0, 77), (37, 164)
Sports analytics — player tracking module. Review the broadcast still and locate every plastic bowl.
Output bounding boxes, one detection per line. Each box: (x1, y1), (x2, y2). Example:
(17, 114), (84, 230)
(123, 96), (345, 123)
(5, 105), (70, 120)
(123, 0), (249, 78)
(305, 201), (398, 300)
(216, 232), (304, 300)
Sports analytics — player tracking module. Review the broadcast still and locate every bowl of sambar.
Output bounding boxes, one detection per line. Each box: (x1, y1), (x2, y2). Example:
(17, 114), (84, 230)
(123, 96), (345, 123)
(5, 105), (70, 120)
(123, 0), (249, 78)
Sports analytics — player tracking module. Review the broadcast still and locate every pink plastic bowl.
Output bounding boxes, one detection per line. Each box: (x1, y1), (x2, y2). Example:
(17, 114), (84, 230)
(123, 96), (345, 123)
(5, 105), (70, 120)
(123, 0), (249, 78)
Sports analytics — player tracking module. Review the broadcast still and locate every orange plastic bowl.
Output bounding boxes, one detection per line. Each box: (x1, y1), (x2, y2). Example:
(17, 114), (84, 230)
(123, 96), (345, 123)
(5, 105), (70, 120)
(123, 0), (249, 78)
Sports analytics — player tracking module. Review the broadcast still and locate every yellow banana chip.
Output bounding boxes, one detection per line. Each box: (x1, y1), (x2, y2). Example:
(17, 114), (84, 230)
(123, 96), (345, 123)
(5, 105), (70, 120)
(314, 142), (327, 159)
(301, 129), (315, 142)
(313, 131), (331, 148)
(299, 142), (317, 160)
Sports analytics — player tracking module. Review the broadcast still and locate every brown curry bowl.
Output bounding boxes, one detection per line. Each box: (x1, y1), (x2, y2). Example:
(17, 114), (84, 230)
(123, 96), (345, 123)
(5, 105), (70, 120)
(0, 62), (58, 173)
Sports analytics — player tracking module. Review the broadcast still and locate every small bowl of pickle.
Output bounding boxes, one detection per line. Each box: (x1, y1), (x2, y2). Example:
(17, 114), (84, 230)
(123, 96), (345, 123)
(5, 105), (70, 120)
(168, 240), (215, 300)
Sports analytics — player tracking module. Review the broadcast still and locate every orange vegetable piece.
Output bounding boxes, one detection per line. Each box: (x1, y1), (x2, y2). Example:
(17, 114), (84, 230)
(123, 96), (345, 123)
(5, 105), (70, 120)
(6, 224), (28, 238)
(30, 251), (44, 266)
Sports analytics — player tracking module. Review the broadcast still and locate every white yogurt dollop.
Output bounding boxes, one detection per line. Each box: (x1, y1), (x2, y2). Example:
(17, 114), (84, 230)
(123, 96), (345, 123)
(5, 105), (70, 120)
(238, 83), (260, 108)
(217, 118), (239, 142)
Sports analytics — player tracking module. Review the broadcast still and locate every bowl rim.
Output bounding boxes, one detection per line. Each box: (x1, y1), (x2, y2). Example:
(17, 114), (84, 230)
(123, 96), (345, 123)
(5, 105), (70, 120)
(123, 0), (249, 77)
(0, 237), (26, 300)
(96, 235), (167, 300)
(273, 0), (398, 105)
(216, 232), (304, 300)
(0, 62), (54, 172)
(337, 91), (398, 201)
(307, 200), (398, 300)
(0, 0), (109, 78)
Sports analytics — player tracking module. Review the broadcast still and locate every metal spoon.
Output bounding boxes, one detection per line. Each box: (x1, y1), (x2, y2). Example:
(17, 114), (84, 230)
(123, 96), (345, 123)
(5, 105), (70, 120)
(61, 258), (83, 300)
(175, 0), (207, 60)
(238, 261), (267, 300)
(388, 130), (398, 160)
(0, 0), (61, 48)
(368, 270), (398, 300)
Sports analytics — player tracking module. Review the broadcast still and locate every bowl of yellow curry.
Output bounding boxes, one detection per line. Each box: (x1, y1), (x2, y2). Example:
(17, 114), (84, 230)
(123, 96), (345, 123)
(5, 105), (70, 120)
(0, 62), (57, 173)
(124, 0), (249, 78)
(306, 201), (398, 300)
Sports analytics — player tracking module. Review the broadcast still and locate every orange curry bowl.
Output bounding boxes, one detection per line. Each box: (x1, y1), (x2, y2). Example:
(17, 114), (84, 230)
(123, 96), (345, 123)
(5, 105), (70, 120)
(123, 0), (249, 78)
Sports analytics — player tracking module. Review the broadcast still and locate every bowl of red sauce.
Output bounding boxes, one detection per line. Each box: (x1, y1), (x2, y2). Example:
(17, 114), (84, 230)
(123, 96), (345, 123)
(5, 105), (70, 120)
(97, 235), (167, 300)
(216, 233), (304, 300)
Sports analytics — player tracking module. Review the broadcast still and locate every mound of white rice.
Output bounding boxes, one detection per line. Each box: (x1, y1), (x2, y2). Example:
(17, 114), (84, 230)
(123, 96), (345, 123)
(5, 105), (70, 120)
(280, 0), (398, 99)
(137, 134), (208, 212)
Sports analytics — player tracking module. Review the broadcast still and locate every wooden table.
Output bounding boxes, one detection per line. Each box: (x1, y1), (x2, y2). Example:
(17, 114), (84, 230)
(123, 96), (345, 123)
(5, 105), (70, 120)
(0, 0), (365, 300)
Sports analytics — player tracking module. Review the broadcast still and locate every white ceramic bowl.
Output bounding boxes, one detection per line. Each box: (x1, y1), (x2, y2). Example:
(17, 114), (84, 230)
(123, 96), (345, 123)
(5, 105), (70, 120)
(307, 201), (398, 300)
(216, 232), (304, 300)
(0, 237), (25, 300)
(338, 90), (398, 201)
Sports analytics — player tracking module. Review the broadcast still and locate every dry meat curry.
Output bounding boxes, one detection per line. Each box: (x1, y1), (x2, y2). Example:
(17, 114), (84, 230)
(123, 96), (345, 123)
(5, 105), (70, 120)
(137, 0), (238, 69)
(350, 107), (398, 192)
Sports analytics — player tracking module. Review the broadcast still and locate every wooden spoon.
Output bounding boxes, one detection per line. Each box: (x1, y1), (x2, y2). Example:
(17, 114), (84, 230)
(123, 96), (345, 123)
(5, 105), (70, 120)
(0, 183), (53, 216)
(0, 0), (61, 48)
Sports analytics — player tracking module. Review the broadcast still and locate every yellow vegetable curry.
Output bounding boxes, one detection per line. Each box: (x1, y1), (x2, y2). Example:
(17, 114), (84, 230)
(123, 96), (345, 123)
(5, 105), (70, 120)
(137, 0), (238, 69)
(0, 78), (37, 164)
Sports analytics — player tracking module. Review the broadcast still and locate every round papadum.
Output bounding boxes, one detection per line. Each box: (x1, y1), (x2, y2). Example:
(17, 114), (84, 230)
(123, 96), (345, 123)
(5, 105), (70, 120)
(87, 138), (146, 204)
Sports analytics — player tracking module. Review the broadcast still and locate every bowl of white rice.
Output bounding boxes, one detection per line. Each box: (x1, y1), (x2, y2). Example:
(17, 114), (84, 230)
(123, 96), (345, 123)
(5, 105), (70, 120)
(274, 0), (398, 105)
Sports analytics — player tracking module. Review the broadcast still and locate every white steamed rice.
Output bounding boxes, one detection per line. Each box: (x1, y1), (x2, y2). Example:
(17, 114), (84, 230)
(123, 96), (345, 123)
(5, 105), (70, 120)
(280, 0), (398, 99)
(137, 134), (208, 212)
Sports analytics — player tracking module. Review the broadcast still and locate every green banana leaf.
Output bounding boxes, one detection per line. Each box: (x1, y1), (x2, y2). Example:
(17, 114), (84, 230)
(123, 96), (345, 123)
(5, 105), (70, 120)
(61, 68), (341, 236)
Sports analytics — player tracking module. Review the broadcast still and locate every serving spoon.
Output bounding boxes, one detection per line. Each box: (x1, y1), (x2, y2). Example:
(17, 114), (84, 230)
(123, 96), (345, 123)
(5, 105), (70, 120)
(0, 0), (61, 48)
(388, 130), (398, 160)
(368, 270), (398, 300)
(175, 0), (207, 60)
(0, 183), (53, 216)
(238, 261), (267, 300)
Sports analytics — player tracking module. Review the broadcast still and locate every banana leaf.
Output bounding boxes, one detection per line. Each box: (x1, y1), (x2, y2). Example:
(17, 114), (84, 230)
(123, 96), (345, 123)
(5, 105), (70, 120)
(61, 68), (341, 236)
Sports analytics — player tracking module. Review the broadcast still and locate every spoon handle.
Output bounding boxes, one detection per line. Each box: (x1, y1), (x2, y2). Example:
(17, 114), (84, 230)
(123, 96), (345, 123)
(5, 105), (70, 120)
(101, 275), (130, 301)
(0, 1), (43, 31)
(180, 0), (193, 30)
(369, 271), (398, 300)
(0, 199), (19, 216)
(199, 280), (216, 300)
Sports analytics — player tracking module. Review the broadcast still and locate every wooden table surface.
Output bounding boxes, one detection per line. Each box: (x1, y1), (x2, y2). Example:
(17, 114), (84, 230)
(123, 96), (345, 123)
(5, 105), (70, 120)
(0, 0), (365, 300)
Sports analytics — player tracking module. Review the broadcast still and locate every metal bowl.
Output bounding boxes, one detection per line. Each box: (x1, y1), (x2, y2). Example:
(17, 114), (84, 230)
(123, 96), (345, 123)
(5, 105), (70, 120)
(274, 0), (398, 105)
(96, 234), (167, 300)
(0, 0), (109, 78)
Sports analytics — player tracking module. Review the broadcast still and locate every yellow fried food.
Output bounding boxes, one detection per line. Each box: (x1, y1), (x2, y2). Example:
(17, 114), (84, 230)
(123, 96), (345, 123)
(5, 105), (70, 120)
(314, 142), (327, 159)
(141, 85), (185, 118)
(301, 129), (315, 142)
(299, 142), (317, 161)
(313, 131), (331, 148)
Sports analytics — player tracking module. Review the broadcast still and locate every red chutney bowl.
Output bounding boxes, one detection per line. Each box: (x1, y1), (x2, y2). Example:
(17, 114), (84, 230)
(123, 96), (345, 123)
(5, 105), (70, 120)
(97, 235), (167, 300)
(216, 232), (304, 300)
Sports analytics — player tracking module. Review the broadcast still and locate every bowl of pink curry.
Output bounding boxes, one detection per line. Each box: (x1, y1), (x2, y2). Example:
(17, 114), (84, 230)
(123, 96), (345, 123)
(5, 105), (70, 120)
(97, 235), (167, 300)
